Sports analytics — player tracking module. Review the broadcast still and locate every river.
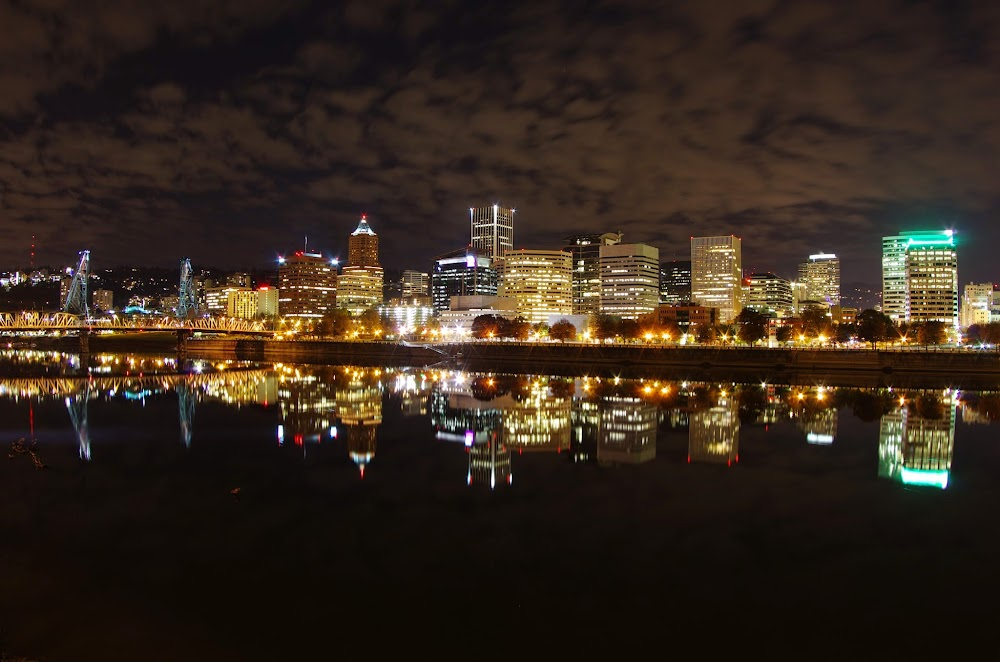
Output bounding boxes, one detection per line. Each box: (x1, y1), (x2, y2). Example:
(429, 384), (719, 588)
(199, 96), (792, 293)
(1, 349), (998, 659)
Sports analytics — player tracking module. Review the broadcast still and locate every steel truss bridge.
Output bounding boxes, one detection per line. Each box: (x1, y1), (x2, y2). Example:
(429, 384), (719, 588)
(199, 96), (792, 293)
(0, 311), (268, 334)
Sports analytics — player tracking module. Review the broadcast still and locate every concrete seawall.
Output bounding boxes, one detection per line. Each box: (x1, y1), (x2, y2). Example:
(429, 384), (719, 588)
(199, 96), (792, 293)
(180, 338), (1000, 389)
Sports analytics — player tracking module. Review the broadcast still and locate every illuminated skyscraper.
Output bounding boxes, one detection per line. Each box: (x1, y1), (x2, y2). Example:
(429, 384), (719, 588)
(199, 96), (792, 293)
(798, 253), (840, 306)
(744, 272), (793, 319)
(599, 243), (660, 320)
(882, 230), (958, 326)
(565, 232), (622, 315)
(498, 249), (573, 326)
(431, 248), (498, 313)
(278, 251), (337, 319)
(470, 205), (515, 260)
(691, 235), (743, 325)
(338, 215), (385, 316)
(347, 214), (379, 266)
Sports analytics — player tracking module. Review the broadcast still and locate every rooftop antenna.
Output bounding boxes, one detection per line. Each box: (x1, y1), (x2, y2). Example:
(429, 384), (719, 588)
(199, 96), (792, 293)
(304, 236), (308, 254)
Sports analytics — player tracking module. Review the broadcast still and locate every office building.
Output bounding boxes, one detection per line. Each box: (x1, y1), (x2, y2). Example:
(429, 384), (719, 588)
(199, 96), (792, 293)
(93, 289), (114, 312)
(277, 251), (338, 319)
(401, 270), (430, 298)
(744, 272), (794, 319)
(431, 248), (499, 313)
(205, 285), (248, 315)
(798, 253), (840, 306)
(498, 249), (573, 326)
(961, 282), (993, 329)
(338, 215), (385, 316)
(565, 232), (622, 316)
(470, 205), (515, 260)
(660, 260), (692, 305)
(437, 295), (518, 339)
(227, 287), (279, 320)
(599, 243), (660, 320)
(691, 235), (742, 325)
(882, 230), (958, 326)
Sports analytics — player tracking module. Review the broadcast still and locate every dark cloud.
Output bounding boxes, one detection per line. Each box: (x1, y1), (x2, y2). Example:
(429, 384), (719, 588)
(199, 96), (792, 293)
(0, 0), (998, 287)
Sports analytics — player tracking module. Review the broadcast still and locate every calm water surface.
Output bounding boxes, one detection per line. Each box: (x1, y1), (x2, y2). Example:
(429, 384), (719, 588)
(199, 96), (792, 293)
(2, 350), (999, 659)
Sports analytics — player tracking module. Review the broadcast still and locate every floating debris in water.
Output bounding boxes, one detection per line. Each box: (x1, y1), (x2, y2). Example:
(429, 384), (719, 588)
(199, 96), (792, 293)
(8, 438), (46, 470)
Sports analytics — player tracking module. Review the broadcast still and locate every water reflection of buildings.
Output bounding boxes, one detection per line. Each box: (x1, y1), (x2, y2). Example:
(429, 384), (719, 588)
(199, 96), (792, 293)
(430, 377), (512, 488)
(339, 369), (383, 477)
(688, 394), (739, 465)
(503, 380), (571, 453)
(468, 434), (512, 488)
(570, 397), (600, 463)
(276, 365), (337, 451)
(878, 393), (956, 489)
(596, 395), (657, 465)
(798, 408), (838, 445)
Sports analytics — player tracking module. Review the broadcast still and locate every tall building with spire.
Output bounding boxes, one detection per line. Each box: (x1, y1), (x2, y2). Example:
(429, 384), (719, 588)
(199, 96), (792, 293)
(470, 205), (515, 260)
(337, 214), (385, 316)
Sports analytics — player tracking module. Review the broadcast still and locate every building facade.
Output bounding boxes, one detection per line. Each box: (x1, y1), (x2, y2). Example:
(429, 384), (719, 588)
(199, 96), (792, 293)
(882, 230), (958, 326)
(337, 215), (385, 316)
(744, 272), (794, 319)
(470, 205), (515, 260)
(278, 252), (338, 319)
(798, 253), (840, 306)
(498, 249), (573, 326)
(565, 232), (622, 316)
(691, 235), (743, 325)
(431, 248), (499, 313)
(660, 260), (692, 306)
(401, 270), (430, 298)
(598, 243), (660, 320)
(961, 282), (993, 329)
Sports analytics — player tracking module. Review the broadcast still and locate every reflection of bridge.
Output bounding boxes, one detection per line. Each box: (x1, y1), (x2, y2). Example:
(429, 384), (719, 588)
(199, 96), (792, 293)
(1, 369), (272, 459)
(0, 311), (269, 334)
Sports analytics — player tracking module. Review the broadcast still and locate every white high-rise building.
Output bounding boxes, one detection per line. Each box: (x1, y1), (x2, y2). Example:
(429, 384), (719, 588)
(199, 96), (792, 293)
(960, 283), (993, 329)
(497, 249), (572, 326)
(599, 243), (660, 320)
(691, 235), (743, 325)
(882, 230), (958, 327)
(470, 205), (515, 260)
(798, 253), (840, 306)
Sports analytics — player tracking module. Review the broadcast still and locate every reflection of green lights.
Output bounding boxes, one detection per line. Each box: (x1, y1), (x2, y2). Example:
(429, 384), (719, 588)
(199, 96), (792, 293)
(900, 468), (949, 489)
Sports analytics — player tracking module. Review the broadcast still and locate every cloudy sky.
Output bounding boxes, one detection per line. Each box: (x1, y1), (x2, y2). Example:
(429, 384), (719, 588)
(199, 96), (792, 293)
(1, 0), (997, 286)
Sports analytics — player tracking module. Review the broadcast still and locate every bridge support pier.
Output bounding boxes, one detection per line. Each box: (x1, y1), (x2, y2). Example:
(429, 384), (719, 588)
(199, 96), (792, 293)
(78, 328), (90, 356)
(177, 329), (191, 360)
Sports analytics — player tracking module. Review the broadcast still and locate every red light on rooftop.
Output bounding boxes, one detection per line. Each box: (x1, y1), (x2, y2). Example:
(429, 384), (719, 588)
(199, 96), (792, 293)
(258, 286), (269, 291)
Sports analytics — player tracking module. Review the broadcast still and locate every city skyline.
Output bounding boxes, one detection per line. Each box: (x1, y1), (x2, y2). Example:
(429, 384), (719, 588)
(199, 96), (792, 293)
(0, 1), (998, 286)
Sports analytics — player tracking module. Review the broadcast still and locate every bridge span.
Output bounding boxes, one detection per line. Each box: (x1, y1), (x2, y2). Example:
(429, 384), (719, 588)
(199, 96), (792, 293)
(0, 311), (270, 335)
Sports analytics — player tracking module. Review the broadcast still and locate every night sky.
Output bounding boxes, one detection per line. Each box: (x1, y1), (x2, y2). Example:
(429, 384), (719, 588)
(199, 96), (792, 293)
(0, 0), (997, 286)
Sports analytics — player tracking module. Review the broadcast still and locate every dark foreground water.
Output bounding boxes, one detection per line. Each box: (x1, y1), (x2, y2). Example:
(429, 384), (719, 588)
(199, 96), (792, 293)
(2, 350), (999, 659)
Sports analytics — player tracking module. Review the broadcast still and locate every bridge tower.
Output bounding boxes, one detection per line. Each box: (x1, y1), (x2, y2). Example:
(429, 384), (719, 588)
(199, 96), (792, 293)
(63, 250), (90, 319)
(177, 258), (197, 319)
(65, 383), (92, 461)
(177, 381), (196, 448)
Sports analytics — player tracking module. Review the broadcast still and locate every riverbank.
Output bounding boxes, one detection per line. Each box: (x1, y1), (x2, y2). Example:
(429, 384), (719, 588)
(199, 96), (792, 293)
(11, 334), (1000, 388)
(184, 337), (1000, 389)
